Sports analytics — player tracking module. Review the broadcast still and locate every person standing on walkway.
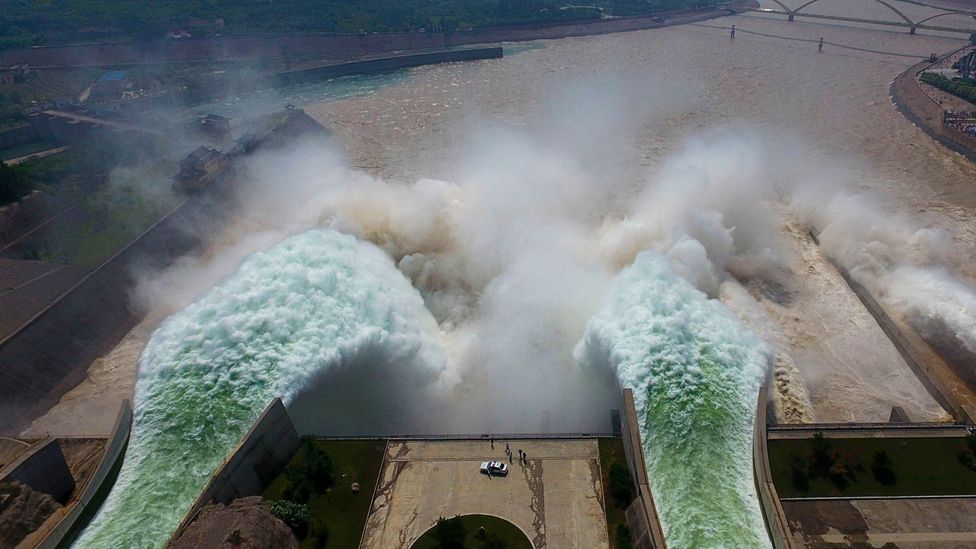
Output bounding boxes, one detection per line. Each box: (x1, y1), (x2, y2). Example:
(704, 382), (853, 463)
(818, 37), (824, 53)
(490, 437), (494, 450)
(730, 25), (735, 39)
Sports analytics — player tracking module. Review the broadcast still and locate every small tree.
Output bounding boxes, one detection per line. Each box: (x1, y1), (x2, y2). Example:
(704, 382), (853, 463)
(434, 516), (466, 549)
(284, 438), (334, 500)
(958, 433), (976, 471)
(808, 433), (834, 477)
(608, 462), (635, 508)
(269, 500), (309, 538)
(791, 464), (810, 493)
(615, 523), (634, 549)
(871, 451), (896, 486)
(309, 520), (329, 548)
(301, 439), (335, 492)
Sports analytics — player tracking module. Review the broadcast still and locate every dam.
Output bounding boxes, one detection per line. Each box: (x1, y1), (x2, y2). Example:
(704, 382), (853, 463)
(3, 0), (976, 547)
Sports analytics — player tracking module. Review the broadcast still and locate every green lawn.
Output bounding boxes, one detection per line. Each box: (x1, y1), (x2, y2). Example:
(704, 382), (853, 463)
(410, 514), (531, 549)
(598, 437), (633, 549)
(263, 439), (387, 549)
(769, 436), (976, 498)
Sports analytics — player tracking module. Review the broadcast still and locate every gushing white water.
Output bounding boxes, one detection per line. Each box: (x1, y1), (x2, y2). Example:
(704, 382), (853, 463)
(75, 229), (446, 548)
(576, 252), (771, 548)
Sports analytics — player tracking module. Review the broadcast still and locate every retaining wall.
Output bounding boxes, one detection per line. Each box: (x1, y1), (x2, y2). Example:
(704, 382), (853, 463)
(0, 185), (227, 435)
(166, 398), (300, 547)
(0, 109), (327, 435)
(36, 400), (132, 549)
(0, 437), (75, 502)
(752, 387), (794, 549)
(620, 388), (667, 549)
(275, 47), (503, 85)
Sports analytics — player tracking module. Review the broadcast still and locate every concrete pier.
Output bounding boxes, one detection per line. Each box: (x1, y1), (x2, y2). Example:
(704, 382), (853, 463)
(275, 47), (503, 86)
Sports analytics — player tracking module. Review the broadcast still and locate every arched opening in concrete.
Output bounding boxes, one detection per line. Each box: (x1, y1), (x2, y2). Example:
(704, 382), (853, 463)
(410, 514), (534, 549)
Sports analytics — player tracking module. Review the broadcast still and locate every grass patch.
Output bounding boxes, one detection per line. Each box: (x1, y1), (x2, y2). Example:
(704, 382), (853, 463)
(263, 439), (386, 549)
(410, 514), (531, 549)
(769, 436), (976, 498)
(599, 437), (634, 549)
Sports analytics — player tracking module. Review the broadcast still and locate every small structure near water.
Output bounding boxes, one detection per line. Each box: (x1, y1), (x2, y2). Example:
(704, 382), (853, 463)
(175, 145), (229, 191)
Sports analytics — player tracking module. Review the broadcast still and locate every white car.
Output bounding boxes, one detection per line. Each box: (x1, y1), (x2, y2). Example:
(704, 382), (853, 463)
(480, 461), (508, 476)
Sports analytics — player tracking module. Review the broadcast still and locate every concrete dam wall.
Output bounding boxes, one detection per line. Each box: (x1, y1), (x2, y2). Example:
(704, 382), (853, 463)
(275, 47), (503, 86)
(0, 189), (226, 434)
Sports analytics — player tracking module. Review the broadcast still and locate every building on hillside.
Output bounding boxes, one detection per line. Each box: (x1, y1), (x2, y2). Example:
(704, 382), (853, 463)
(175, 146), (229, 191)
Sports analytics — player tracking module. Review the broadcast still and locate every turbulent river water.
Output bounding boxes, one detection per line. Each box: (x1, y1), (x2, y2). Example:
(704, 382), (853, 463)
(577, 252), (770, 547)
(66, 1), (976, 547)
(76, 230), (445, 547)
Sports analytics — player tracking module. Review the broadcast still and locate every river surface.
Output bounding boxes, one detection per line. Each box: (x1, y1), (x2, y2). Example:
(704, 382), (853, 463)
(308, 3), (975, 423)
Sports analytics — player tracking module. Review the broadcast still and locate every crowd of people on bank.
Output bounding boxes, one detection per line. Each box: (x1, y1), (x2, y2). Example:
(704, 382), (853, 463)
(945, 110), (976, 139)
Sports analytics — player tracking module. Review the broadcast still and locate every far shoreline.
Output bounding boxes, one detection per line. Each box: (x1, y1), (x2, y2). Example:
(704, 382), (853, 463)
(0, 2), (756, 70)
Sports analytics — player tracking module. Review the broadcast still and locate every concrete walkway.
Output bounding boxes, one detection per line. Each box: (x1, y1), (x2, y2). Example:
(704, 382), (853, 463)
(784, 497), (976, 548)
(768, 425), (968, 440)
(360, 439), (609, 549)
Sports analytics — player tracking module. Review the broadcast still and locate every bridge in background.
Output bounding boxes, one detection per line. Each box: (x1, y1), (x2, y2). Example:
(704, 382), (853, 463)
(740, 0), (976, 34)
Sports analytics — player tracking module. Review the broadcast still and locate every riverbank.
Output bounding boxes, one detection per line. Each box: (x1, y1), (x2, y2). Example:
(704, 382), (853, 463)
(890, 47), (976, 165)
(0, 3), (753, 69)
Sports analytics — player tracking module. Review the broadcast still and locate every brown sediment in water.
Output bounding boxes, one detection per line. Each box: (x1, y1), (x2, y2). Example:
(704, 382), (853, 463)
(20, 318), (156, 438)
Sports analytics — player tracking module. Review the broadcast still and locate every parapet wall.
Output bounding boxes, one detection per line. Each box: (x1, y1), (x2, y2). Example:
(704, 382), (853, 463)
(275, 47), (503, 86)
(0, 188), (226, 434)
(620, 388), (667, 549)
(752, 387), (793, 549)
(166, 398), (300, 546)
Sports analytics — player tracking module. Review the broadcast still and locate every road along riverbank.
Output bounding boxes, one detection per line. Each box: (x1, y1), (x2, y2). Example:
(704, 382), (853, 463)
(890, 46), (976, 164)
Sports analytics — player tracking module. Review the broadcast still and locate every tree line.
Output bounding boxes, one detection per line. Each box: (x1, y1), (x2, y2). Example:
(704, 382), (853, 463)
(0, 0), (718, 50)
